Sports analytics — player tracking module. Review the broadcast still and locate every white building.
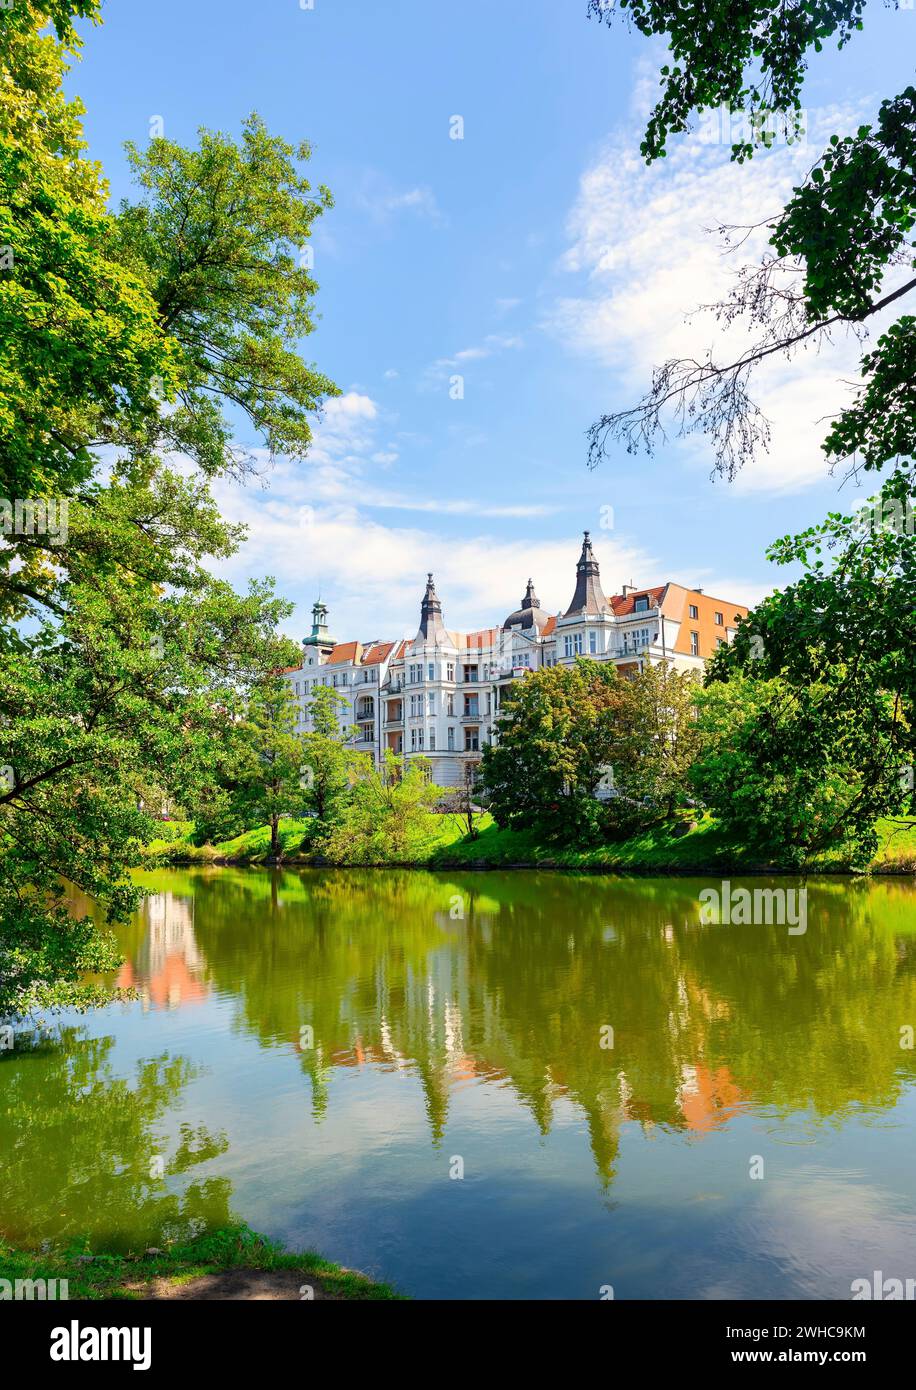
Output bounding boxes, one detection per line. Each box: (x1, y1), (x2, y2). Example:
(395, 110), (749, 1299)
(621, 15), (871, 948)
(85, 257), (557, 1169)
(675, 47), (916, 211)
(283, 533), (748, 788)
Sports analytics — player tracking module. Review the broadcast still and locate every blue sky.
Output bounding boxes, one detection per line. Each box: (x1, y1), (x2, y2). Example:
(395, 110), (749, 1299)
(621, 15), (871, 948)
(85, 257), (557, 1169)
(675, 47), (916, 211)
(68, 0), (914, 642)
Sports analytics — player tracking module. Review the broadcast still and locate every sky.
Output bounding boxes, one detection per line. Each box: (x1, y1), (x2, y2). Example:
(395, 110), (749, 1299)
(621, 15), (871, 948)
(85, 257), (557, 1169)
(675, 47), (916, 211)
(67, 0), (914, 644)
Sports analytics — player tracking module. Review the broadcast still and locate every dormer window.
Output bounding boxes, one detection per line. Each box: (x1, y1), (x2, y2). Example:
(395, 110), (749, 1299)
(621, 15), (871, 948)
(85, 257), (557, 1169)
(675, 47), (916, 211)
(634, 596), (649, 612)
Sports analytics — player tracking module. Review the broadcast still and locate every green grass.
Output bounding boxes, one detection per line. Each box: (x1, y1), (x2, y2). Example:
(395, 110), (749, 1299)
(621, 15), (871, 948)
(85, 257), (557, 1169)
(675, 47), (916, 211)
(143, 811), (916, 875)
(0, 1224), (402, 1301)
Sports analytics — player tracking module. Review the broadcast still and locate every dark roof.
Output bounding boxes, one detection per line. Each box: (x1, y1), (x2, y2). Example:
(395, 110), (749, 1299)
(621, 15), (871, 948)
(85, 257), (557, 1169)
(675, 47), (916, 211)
(564, 532), (611, 617)
(503, 578), (551, 632)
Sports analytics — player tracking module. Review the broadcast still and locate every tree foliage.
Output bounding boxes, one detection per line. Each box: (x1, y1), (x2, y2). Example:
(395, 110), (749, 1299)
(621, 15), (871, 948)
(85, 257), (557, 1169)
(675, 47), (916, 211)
(300, 685), (362, 827)
(586, 3), (916, 485)
(612, 661), (703, 817)
(481, 660), (631, 842)
(321, 752), (440, 865)
(0, 2), (338, 1015)
(693, 480), (916, 866)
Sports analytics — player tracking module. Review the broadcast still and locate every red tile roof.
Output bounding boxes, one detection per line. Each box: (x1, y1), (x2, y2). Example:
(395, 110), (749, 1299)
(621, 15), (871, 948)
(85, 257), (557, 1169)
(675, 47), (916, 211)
(363, 641), (394, 665)
(610, 585), (667, 617)
(325, 640), (360, 666)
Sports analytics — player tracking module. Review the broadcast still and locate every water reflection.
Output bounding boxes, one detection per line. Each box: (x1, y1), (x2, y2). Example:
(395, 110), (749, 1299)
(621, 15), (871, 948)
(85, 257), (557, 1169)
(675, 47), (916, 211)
(129, 871), (916, 1185)
(4, 869), (915, 1293)
(0, 1028), (230, 1249)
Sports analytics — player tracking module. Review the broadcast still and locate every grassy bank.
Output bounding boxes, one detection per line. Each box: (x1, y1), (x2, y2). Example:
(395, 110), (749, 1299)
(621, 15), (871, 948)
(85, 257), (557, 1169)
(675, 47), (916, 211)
(0, 1224), (402, 1301)
(144, 813), (916, 874)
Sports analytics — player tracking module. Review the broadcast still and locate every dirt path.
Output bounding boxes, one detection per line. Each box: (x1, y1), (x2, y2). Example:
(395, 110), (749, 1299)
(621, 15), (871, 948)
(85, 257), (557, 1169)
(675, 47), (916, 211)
(133, 1267), (341, 1300)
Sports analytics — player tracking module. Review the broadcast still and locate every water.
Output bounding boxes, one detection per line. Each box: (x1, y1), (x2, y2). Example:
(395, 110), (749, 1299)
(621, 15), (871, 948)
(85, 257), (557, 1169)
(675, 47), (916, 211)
(2, 868), (916, 1299)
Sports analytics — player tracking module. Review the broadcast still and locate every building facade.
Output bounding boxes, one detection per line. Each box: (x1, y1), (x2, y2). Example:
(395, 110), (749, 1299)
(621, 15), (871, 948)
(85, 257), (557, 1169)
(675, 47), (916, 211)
(284, 533), (748, 788)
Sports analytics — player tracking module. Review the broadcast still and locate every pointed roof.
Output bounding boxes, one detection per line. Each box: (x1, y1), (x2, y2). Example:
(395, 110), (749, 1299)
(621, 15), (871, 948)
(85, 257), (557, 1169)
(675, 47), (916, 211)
(417, 573), (444, 639)
(503, 577), (551, 632)
(564, 532), (611, 617)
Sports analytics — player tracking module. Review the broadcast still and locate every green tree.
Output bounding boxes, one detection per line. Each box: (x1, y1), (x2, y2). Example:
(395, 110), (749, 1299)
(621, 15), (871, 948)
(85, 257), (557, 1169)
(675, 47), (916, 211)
(690, 489), (916, 867)
(481, 660), (629, 843)
(0, 1), (177, 510)
(585, 1), (916, 856)
(585, 3), (915, 487)
(0, 574), (300, 1015)
(0, 2), (338, 1015)
(229, 673), (311, 863)
(322, 752), (440, 864)
(613, 662), (703, 818)
(300, 685), (360, 827)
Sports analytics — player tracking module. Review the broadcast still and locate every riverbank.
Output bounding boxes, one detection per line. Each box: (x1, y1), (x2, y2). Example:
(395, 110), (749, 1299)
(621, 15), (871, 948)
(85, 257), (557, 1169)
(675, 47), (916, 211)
(0, 1225), (402, 1301)
(145, 812), (916, 876)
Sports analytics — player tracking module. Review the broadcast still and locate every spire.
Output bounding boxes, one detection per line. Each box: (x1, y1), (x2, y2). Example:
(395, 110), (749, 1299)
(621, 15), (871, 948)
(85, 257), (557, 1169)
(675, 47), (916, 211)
(564, 531), (611, 617)
(418, 572), (444, 639)
(521, 578), (540, 612)
(303, 598), (335, 655)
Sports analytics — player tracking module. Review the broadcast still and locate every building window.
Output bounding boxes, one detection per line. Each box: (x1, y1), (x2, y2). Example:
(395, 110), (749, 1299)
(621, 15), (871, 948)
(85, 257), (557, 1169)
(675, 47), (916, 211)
(714, 611), (723, 626)
(623, 626), (651, 655)
(410, 728), (417, 751)
(446, 693), (455, 716)
(464, 727), (479, 752)
(463, 664), (478, 683)
(634, 596), (648, 612)
(574, 632), (583, 655)
(690, 630), (700, 656)
(417, 729), (424, 750)
(689, 604), (699, 620)
(563, 635), (573, 659)
(716, 638), (725, 648)
(447, 726), (455, 750)
(427, 692), (435, 714)
(428, 662), (435, 680)
(589, 631), (597, 654)
(429, 728), (436, 750)
(446, 662), (455, 681)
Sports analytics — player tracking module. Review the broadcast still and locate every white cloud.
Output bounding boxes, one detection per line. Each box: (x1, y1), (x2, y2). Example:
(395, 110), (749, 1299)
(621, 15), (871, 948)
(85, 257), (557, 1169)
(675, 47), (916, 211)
(422, 333), (524, 390)
(546, 97), (896, 495)
(213, 500), (659, 641)
(353, 175), (443, 225)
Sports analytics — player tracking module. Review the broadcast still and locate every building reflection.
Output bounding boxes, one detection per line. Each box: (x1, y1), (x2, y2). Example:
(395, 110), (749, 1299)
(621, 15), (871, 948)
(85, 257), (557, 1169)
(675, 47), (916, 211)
(126, 869), (916, 1187)
(117, 892), (209, 1010)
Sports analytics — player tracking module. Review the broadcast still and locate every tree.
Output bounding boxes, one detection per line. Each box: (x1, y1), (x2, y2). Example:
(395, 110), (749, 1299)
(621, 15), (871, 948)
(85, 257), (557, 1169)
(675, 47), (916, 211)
(300, 685), (360, 828)
(612, 662), (703, 818)
(585, 2), (916, 859)
(585, 2), (916, 487)
(0, 1), (177, 509)
(321, 752), (440, 865)
(113, 115), (337, 480)
(689, 484), (916, 867)
(0, 2), (339, 1015)
(230, 673), (312, 862)
(0, 573), (300, 1015)
(481, 660), (630, 843)
(445, 757), (486, 841)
